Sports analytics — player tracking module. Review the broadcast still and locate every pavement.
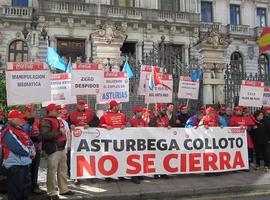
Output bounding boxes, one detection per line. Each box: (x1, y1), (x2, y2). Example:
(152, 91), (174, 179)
(1, 159), (270, 200)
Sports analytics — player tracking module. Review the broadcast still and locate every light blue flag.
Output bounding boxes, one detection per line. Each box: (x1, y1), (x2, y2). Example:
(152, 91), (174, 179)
(46, 47), (66, 71)
(122, 57), (134, 79)
(66, 57), (72, 73)
(148, 73), (154, 90)
(191, 68), (202, 81)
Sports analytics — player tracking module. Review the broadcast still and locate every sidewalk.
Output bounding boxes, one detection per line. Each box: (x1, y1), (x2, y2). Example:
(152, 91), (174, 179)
(2, 159), (270, 200)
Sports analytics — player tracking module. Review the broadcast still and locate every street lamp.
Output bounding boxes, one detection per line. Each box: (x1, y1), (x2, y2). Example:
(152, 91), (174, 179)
(41, 27), (47, 40)
(22, 26), (29, 40)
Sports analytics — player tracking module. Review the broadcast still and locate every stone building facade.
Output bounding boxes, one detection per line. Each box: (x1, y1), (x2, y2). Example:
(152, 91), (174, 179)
(0, 0), (269, 105)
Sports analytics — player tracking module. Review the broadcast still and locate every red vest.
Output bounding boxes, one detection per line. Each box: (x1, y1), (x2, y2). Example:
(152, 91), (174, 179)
(69, 109), (94, 127)
(43, 117), (66, 144)
(100, 112), (126, 128)
(1, 125), (30, 160)
(156, 116), (169, 127)
(129, 117), (148, 127)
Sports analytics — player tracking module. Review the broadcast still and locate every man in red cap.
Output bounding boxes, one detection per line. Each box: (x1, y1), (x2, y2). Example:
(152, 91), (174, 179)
(199, 107), (219, 128)
(40, 103), (74, 200)
(149, 103), (169, 127)
(68, 99), (99, 129)
(229, 106), (255, 165)
(23, 105), (45, 195)
(100, 100), (126, 129)
(1, 109), (36, 200)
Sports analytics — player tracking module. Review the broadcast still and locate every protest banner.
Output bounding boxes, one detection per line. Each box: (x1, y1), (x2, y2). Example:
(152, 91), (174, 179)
(145, 74), (173, 104)
(96, 72), (129, 103)
(263, 87), (270, 106)
(138, 65), (162, 95)
(6, 62), (51, 106)
(239, 80), (264, 107)
(42, 73), (77, 107)
(71, 127), (248, 179)
(178, 76), (200, 100)
(71, 63), (103, 95)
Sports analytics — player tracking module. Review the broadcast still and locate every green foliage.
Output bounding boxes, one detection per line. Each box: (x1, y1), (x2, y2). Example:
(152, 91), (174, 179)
(0, 79), (6, 110)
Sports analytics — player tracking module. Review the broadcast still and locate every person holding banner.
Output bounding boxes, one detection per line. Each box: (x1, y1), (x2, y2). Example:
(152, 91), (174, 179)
(229, 106), (255, 165)
(251, 110), (270, 172)
(99, 100), (126, 130)
(186, 111), (204, 128)
(166, 103), (178, 127)
(127, 106), (148, 184)
(199, 107), (219, 128)
(176, 105), (191, 127)
(0, 110), (36, 200)
(40, 103), (74, 200)
(23, 105), (46, 195)
(149, 103), (169, 128)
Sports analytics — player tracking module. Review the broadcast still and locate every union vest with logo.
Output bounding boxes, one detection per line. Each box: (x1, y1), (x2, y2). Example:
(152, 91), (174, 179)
(69, 109), (94, 127)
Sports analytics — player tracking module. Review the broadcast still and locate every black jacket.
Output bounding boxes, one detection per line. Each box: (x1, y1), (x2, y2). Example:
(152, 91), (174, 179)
(251, 120), (270, 146)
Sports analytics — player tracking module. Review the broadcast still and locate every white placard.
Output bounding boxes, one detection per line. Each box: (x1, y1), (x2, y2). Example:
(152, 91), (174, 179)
(97, 72), (129, 104)
(239, 80), (264, 107)
(42, 73), (77, 107)
(145, 74), (173, 104)
(178, 76), (199, 100)
(6, 62), (51, 106)
(71, 63), (103, 95)
(263, 87), (270, 106)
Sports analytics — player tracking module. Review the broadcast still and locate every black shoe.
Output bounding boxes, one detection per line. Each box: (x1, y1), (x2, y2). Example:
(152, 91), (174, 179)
(74, 180), (80, 185)
(154, 175), (160, 179)
(105, 178), (112, 182)
(60, 190), (75, 195)
(119, 177), (125, 181)
(48, 195), (60, 200)
(131, 177), (141, 184)
(32, 187), (46, 195)
(160, 175), (169, 179)
(90, 178), (97, 183)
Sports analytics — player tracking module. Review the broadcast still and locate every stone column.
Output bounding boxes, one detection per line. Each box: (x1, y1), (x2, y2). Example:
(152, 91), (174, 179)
(203, 66), (213, 104)
(85, 38), (91, 63)
(137, 41), (143, 64)
(183, 44), (189, 65)
(215, 64), (225, 104)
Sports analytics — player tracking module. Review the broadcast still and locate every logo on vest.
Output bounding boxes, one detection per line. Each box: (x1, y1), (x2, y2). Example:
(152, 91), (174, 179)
(73, 128), (82, 137)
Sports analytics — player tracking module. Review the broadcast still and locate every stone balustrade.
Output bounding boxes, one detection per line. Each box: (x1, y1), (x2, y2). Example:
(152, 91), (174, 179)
(227, 24), (250, 35)
(3, 6), (32, 18)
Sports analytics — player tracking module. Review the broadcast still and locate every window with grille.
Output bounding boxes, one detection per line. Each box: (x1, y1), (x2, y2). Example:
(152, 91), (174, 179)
(201, 1), (213, 22)
(12, 0), (28, 7)
(230, 4), (241, 25)
(257, 8), (267, 27)
(8, 40), (28, 62)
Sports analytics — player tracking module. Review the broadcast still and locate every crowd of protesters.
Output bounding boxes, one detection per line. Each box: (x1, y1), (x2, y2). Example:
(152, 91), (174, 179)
(1, 100), (270, 200)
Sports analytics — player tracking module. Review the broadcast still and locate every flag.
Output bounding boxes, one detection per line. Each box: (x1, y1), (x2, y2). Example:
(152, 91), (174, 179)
(191, 68), (202, 81)
(122, 57), (134, 79)
(149, 66), (172, 91)
(259, 27), (270, 53)
(66, 57), (72, 73)
(46, 47), (66, 71)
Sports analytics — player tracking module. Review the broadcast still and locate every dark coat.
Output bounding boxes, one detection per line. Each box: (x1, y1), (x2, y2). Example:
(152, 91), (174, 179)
(251, 120), (270, 146)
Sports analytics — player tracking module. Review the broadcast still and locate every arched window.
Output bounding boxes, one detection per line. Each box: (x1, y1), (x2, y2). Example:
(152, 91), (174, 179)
(258, 54), (269, 76)
(8, 40), (28, 62)
(230, 52), (243, 75)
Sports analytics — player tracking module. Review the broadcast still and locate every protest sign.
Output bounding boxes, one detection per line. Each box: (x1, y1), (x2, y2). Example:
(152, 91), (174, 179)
(71, 127), (248, 179)
(239, 80), (264, 107)
(97, 72), (129, 103)
(71, 63), (103, 95)
(138, 65), (162, 95)
(178, 76), (200, 100)
(42, 73), (77, 107)
(263, 87), (270, 106)
(145, 74), (173, 104)
(6, 62), (51, 106)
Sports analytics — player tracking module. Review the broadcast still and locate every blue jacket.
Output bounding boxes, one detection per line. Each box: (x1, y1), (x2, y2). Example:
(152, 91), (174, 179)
(186, 115), (200, 128)
(1, 124), (34, 169)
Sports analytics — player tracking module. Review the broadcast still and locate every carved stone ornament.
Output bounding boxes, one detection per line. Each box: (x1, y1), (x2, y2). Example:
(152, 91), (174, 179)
(91, 24), (127, 44)
(201, 30), (230, 49)
(248, 45), (254, 60)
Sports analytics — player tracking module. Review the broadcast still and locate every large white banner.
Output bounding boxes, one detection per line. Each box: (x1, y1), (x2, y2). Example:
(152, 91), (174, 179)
(138, 65), (162, 95)
(71, 127), (248, 179)
(42, 73), (77, 107)
(6, 62), (51, 106)
(71, 63), (103, 95)
(145, 74), (173, 104)
(97, 72), (129, 104)
(239, 80), (264, 107)
(178, 76), (199, 100)
(263, 87), (270, 106)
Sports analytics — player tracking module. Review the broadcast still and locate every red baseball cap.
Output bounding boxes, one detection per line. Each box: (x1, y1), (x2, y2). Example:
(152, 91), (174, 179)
(8, 110), (26, 119)
(24, 105), (34, 113)
(234, 106), (243, 111)
(109, 100), (118, 109)
(133, 106), (143, 114)
(77, 99), (86, 106)
(263, 106), (270, 113)
(46, 103), (61, 112)
(156, 103), (164, 110)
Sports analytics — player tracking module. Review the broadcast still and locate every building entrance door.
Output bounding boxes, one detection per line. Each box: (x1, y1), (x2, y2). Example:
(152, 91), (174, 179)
(57, 38), (86, 63)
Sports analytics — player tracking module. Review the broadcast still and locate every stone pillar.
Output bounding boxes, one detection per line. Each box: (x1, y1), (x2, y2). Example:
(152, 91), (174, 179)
(203, 66), (213, 104)
(184, 44), (189, 65)
(85, 38), (91, 63)
(215, 64), (225, 104)
(137, 41), (143, 64)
